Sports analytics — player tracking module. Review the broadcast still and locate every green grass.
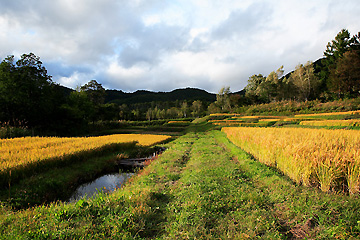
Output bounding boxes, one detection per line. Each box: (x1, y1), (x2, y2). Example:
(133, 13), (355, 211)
(185, 122), (219, 133)
(1, 131), (360, 239)
(164, 132), (283, 239)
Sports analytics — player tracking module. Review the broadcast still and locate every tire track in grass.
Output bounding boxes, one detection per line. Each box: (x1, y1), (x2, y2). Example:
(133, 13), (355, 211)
(117, 132), (198, 239)
(163, 131), (283, 239)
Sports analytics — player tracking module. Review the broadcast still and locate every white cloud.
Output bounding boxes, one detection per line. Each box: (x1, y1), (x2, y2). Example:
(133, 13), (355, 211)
(142, 14), (162, 26)
(58, 71), (92, 89)
(0, 0), (359, 93)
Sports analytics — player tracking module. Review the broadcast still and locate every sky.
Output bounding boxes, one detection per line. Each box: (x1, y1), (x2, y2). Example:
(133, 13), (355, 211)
(0, 0), (359, 93)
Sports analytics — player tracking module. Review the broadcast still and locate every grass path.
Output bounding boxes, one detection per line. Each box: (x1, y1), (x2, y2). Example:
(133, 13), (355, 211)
(1, 131), (360, 239)
(163, 131), (283, 239)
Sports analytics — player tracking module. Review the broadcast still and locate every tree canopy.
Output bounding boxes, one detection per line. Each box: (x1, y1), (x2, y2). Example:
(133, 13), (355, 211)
(0, 53), (59, 128)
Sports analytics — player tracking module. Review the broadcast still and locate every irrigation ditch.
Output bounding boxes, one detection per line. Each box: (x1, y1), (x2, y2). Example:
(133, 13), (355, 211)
(69, 146), (167, 201)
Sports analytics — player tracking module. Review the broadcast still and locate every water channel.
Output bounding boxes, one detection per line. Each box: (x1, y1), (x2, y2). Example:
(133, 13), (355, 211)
(69, 172), (134, 202)
(68, 147), (166, 202)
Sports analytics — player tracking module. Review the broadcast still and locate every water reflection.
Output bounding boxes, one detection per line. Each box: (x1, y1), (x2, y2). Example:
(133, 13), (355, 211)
(69, 172), (133, 202)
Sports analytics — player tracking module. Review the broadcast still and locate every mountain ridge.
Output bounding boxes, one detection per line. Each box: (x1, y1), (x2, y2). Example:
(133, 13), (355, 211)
(56, 85), (247, 105)
(104, 87), (217, 105)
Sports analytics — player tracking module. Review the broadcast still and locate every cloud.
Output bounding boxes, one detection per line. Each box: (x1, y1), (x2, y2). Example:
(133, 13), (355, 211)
(0, 0), (359, 93)
(211, 2), (272, 40)
(118, 24), (189, 68)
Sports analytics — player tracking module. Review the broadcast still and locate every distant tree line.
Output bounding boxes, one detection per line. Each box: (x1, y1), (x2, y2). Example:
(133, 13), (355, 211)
(0, 55), (210, 136)
(0, 29), (359, 136)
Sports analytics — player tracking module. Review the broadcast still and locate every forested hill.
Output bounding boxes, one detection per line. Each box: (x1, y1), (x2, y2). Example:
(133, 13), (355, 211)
(104, 87), (216, 105)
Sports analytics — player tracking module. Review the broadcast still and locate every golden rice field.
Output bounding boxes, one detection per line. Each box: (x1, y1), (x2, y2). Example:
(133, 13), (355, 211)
(167, 121), (189, 124)
(209, 119), (273, 127)
(0, 134), (171, 173)
(212, 123), (242, 126)
(222, 127), (360, 194)
(300, 119), (360, 127)
(236, 115), (288, 119)
(237, 116), (261, 119)
(209, 113), (241, 117)
(295, 110), (360, 118)
(208, 119), (244, 123)
(258, 118), (282, 122)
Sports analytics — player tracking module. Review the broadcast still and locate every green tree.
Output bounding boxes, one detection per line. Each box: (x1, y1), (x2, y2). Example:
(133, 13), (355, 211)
(80, 80), (106, 105)
(98, 103), (119, 121)
(245, 67), (284, 102)
(215, 86), (231, 112)
(131, 109), (141, 120)
(207, 102), (221, 114)
(230, 94), (248, 108)
(321, 29), (360, 96)
(289, 61), (319, 101)
(79, 80), (106, 123)
(158, 109), (166, 119)
(245, 74), (267, 103)
(62, 91), (93, 122)
(0, 56), (17, 123)
(180, 101), (189, 118)
(146, 108), (152, 121)
(0, 53), (58, 128)
(119, 104), (129, 120)
(191, 100), (203, 118)
(324, 29), (353, 63)
(166, 107), (179, 119)
(263, 67), (284, 101)
(328, 49), (360, 98)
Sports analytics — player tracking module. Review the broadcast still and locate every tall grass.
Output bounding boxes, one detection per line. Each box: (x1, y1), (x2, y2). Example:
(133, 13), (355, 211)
(222, 127), (360, 194)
